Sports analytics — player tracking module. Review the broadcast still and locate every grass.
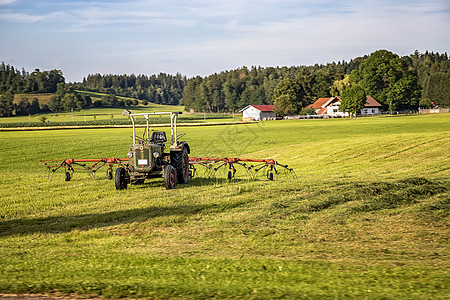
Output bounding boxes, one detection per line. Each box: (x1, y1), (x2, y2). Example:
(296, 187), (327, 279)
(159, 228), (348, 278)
(13, 93), (54, 105)
(0, 105), (241, 126)
(0, 114), (449, 299)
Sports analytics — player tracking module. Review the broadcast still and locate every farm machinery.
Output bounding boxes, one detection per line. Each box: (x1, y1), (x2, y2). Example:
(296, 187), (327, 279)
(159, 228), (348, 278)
(39, 112), (295, 189)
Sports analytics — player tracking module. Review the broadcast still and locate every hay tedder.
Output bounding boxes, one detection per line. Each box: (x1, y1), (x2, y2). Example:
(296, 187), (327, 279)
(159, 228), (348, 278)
(39, 112), (295, 190)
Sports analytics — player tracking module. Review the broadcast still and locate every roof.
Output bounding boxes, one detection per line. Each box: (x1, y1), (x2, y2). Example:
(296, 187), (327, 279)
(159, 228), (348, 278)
(251, 105), (274, 112)
(310, 98), (331, 109)
(239, 105), (274, 112)
(365, 96), (382, 107)
(311, 95), (382, 110)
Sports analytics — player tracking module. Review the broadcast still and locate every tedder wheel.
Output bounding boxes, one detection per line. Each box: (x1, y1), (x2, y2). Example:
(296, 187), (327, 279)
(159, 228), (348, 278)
(268, 172), (274, 181)
(65, 172), (71, 181)
(163, 165), (177, 190)
(227, 170), (233, 180)
(107, 169), (113, 180)
(115, 167), (128, 190)
(172, 148), (189, 184)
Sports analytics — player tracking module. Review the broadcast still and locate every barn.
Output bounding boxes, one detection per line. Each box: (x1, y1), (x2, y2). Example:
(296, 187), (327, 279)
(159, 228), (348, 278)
(240, 105), (275, 121)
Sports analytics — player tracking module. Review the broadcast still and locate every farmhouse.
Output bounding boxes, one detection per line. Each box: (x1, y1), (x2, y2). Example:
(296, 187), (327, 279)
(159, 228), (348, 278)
(360, 96), (383, 115)
(240, 105), (275, 121)
(307, 96), (382, 117)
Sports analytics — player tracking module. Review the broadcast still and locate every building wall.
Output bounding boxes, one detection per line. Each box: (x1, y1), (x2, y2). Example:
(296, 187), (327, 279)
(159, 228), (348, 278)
(360, 108), (380, 115)
(326, 105), (348, 117)
(242, 107), (275, 121)
(242, 107), (259, 120)
(261, 111), (276, 120)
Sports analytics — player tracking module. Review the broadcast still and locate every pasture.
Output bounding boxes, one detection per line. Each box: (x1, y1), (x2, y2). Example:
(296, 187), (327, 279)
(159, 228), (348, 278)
(0, 114), (449, 299)
(0, 105), (239, 126)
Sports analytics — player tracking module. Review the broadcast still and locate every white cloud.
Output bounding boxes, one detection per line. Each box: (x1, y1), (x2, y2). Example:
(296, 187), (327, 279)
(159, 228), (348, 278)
(0, 11), (45, 22)
(0, 0), (17, 6)
(1, 0), (449, 82)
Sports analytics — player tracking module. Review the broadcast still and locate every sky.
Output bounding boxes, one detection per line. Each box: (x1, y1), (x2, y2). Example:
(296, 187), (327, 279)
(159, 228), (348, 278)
(0, 0), (449, 82)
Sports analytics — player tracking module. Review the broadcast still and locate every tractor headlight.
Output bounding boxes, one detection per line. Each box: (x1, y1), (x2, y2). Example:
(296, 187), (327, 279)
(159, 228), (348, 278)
(127, 152), (133, 158)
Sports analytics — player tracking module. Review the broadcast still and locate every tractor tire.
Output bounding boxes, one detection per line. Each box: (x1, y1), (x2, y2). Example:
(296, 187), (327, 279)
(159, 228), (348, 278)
(163, 165), (177, 190)
(171, 148), (189, 184)
(65, 172), (71, 181)
(115, 167), (128, 190)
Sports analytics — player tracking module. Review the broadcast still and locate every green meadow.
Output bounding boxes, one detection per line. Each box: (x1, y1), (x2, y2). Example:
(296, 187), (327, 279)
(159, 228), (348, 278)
(0, 106), (240, 126)
(0, 114), (449, 299)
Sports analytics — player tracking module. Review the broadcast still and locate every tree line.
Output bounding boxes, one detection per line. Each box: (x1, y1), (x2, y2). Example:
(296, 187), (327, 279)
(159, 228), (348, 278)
(182, 59), (366, 113)
(1, 50), (448, 117)
(70, 73), (187, 105)
(185, 50), (449, 115)
(0, 63), (65, 94)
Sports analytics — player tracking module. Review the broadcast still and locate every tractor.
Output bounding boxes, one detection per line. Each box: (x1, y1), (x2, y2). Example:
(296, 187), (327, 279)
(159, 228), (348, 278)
(114, 112), (190, 190)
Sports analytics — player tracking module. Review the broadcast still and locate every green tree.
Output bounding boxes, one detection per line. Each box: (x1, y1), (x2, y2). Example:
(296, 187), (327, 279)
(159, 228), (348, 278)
(422, 72), (450, 107)
(272, 78), (306, 116)
(29, 98), (41, 114)
(330, 74), (351, 96)
(340, 85), (366, 118)
(48, 95), (62, 113)
(350, 50), (420, 110)
(0, 90), (14, 116)
(62, 93), (81, 111)
(273, 94), (296, 116)
(15, 97), (30, 115)
(296, 69), (313, 104)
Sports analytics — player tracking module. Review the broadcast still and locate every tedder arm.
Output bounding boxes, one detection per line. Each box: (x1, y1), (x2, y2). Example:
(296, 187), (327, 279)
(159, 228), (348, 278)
(188, 156), (296, 181)
(39, 156), (295, 182)
(39, 158), (128, 181)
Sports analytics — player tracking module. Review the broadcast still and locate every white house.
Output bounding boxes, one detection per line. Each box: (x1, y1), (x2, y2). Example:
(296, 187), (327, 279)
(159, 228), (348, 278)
(360, 96), (383, 115)
(307, 96), (382, 117)
(240, 105), (275, 121)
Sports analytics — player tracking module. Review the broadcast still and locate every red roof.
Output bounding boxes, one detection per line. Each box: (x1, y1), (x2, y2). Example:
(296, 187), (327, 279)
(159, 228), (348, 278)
(310, 98), (332, 109)
(251, 105), (274, 112)
(365, 96), (382, 107)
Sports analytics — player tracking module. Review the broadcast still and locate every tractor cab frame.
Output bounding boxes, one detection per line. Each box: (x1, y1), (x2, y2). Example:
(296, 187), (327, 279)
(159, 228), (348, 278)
(115, 112), (190, 190)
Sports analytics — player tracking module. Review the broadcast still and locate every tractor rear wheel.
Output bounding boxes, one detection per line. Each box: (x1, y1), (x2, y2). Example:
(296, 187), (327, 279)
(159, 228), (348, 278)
(163, 165), (177, 189)
(115, 167), (128, 190)
(172, 148), (189, 184)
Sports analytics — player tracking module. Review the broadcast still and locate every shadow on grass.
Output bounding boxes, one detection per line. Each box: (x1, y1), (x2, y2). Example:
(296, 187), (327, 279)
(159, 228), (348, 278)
(0, 204), (215, 237)
(129, 176), (257, 190)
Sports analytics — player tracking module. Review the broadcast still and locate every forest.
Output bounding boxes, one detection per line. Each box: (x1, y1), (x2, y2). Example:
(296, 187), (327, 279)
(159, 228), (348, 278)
(0, 50), (449, 117)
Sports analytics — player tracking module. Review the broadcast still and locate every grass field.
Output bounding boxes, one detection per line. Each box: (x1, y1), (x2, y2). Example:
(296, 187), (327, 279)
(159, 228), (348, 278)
(0, 105), (240, 125)
(7, 91), (239, 125)
(0, 114), (449, 299)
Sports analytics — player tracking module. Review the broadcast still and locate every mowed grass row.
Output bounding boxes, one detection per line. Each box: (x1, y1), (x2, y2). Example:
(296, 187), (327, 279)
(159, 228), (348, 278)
(0, 114), (449, 299)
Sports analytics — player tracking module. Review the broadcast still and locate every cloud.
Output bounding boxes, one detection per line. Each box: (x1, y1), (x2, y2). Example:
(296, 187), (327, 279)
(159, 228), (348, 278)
(1, 0), (449, 82)
(0, 0), (17, 6)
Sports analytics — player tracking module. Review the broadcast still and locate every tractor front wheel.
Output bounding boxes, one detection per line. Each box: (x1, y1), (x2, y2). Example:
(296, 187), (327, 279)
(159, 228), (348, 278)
(115, 167), (128, 190)
(163, 165), (177, 189)
(171, 148), (190, 184)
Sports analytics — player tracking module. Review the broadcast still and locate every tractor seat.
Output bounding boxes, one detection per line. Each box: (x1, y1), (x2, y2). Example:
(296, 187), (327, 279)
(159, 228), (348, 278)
(150, 131), (167, 144)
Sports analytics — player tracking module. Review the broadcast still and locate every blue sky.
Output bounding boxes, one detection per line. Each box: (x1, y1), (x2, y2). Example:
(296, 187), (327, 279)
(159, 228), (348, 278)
(1, 0), (449, 82)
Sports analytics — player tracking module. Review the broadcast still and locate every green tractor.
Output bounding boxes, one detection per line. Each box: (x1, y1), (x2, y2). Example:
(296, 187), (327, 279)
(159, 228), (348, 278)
(115, 112), (190, 190)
